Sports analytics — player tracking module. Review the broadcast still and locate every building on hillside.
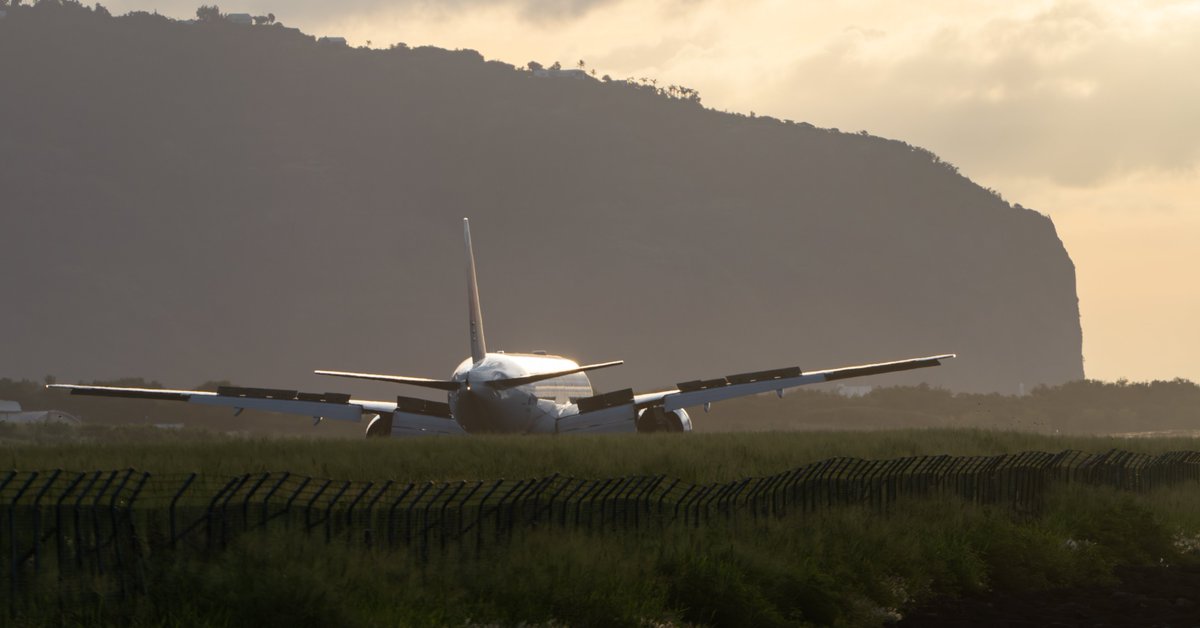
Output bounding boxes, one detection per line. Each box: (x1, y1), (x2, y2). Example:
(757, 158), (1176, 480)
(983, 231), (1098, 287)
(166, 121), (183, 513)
(318, 36), (348, 46)
(0, 401), (82, 426)
(225, 13), (252, 25)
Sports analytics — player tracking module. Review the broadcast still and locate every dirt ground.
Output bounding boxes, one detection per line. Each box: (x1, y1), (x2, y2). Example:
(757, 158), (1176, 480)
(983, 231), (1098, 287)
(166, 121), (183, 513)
(899, 563), (1200, 627)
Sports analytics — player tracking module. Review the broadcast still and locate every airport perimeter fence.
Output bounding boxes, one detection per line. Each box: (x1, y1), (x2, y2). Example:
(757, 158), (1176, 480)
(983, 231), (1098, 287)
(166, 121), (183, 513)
(2, 448), (1200, 614)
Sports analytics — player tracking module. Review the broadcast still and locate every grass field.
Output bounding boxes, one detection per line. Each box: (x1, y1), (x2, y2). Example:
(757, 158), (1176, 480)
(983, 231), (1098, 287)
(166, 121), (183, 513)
(6, 426), (1200, 626)
(9, 484), (1200, 627)
(5, 424), (1200, 482)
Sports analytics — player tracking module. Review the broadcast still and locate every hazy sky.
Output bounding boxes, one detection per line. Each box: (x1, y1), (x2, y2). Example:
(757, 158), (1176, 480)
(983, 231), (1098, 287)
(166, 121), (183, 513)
(118, 0), (1200, 383)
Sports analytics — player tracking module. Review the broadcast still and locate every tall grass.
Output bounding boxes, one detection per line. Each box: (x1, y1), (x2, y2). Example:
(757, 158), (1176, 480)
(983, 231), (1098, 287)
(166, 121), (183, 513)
(6, 425), (1200, 483)
(14, 484), (1198, 627)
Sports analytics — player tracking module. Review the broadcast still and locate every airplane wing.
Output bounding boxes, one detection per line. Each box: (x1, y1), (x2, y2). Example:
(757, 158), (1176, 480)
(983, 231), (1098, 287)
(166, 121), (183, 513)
(47, 384), (396, 422)
(632, 354), (956, 412)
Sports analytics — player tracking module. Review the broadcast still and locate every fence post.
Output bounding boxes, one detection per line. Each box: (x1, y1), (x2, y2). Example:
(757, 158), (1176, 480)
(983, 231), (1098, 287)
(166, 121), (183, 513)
(72, 471), (103, 570)
(281, 476), (313, 530)
(418, 483), (452, 561)
(434, 481), (468, 553)
(552, 479), (587, 528)
(575, 480), (604, 527)
(631, 475), (665, 528)
(169, 473), (197, 549)
(449, 481), (484, 547)
(673, 484), (695, 522)
(54, 472), (86, 581)
(361, 480), (393, 549)
(688, 485), (712, 527)
(123, 472), (151, 597)
(260, 472), (290, 528)
(240, 473), (272, 531)
(304, 480), (334, 533)
(204, 477), (241, 552)
(89, 471), (119, 575)
(344, 481), (374, 542)
(8, 472), (37, 616)
(385, 483), (418, 549)
(217, 474), (251, 548)
(473, 480), (505, 557)
(30, 469), (62, 577)
(106, 470), (135, 598)
(324, 481), (353, 543)
(400, 483), (435, 549)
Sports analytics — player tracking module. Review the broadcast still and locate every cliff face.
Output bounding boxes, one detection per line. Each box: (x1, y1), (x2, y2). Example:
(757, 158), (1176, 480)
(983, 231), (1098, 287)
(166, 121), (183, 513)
(0, 6), (1083, 395)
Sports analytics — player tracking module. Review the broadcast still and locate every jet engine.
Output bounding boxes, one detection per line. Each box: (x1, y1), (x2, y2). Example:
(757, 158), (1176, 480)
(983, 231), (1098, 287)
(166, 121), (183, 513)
(635, 406), (693, 433)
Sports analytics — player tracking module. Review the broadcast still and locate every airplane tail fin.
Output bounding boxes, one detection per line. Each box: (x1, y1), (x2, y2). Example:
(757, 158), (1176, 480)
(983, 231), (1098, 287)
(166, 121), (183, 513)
(464, 218), (487, 363)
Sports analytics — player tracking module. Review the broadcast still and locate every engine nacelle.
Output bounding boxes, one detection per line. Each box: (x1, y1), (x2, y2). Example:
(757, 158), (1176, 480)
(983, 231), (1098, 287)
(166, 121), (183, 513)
(635, 407), (693, 433)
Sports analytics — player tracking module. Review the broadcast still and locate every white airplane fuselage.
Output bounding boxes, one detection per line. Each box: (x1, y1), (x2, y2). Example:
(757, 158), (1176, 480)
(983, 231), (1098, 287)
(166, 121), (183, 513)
(450, 352), (593, 434)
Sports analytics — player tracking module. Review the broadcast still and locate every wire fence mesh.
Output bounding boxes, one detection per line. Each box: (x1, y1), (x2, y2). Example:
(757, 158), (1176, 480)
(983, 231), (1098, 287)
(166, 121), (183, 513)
(2, 448), (1199, 615)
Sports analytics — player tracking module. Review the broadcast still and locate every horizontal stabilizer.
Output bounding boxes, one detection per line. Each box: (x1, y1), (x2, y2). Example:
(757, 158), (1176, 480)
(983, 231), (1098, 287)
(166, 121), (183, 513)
(313, 370), (460, 391)
(488, 360), (624, 390)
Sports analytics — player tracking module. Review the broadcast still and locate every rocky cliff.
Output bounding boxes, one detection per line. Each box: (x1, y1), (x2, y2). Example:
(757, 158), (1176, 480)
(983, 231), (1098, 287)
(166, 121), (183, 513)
(0, 5), (1083, 395)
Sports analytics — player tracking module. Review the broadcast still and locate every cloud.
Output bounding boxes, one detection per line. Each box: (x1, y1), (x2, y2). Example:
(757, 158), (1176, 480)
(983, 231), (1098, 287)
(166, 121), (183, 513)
(755, 1), (1200, 186)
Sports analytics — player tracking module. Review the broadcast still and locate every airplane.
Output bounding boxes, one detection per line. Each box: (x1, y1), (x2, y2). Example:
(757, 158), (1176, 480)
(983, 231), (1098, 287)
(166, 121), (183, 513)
(49, 218), (955, 436)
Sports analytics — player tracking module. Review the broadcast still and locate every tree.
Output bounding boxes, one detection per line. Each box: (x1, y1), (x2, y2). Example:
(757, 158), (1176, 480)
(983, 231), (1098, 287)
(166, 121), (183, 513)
(93, 2), (110, 15)
(527, 61), (543, 72)
(549, 61), (561, 71)
(266, 12), (274, 24)
(195, 4), (220, 21)
(577, 59), (585, 70)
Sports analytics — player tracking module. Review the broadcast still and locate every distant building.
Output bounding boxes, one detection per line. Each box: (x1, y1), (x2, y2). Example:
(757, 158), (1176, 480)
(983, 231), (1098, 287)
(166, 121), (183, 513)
(837, 385), (873, 398)
(0, 401), (82, 426)
(533, 68), (588, 79)
(318, 36), (348, 46)
(225, 13), (253, 25)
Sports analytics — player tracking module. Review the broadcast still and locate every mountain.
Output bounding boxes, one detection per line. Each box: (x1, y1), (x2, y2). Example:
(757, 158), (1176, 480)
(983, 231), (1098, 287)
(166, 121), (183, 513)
(0, 4), (1083, 397)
